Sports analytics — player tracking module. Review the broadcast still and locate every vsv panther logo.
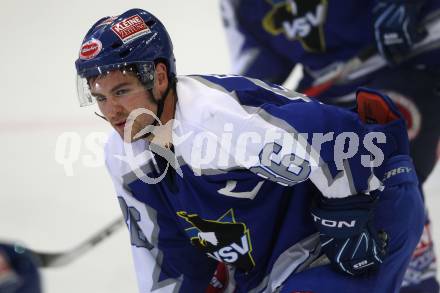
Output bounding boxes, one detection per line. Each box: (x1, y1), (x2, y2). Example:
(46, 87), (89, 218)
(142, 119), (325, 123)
(263, 0), (327, 52)
(177, 209), (255, 271)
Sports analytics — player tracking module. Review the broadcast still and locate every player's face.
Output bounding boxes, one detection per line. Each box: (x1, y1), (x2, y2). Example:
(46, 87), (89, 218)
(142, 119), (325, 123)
(90, 70), (157, 141)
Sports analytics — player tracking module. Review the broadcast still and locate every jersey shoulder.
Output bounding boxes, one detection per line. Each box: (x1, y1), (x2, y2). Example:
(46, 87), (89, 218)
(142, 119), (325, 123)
(182, 74), (310, 107)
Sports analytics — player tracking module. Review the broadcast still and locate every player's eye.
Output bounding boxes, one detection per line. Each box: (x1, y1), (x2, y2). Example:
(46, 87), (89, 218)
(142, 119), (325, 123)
(94, 95), (106, 102)
(115, 88), (130, 96)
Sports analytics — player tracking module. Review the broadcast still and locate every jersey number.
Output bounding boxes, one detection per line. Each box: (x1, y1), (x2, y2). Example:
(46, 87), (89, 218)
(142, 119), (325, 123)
(250, 142), (311, 186)
(118, 197), (154, 250)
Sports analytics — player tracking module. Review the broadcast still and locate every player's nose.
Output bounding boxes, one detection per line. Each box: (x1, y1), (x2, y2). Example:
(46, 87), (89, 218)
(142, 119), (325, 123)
(105, 96), (125, 118)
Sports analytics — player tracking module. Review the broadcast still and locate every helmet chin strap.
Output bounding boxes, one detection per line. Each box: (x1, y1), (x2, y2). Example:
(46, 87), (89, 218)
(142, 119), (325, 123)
(149, 76), (176, 127)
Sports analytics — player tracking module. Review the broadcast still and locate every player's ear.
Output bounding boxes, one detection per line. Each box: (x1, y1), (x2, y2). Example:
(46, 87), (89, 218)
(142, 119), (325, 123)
(155, 62), (169, 95)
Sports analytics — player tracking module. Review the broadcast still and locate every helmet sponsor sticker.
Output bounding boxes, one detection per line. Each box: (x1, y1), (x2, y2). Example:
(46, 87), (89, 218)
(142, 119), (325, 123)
(79, 39), (102, 60)
(111, 14), (151, 43)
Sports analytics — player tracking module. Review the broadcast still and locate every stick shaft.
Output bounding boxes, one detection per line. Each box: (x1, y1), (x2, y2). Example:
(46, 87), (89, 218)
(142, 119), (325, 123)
(29, 217), (125, 268)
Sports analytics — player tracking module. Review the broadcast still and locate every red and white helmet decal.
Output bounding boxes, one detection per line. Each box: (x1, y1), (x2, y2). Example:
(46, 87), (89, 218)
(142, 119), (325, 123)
(383, 90), (422, 140)
(79, 39), (102, 60)
(111, 14), (151, 43)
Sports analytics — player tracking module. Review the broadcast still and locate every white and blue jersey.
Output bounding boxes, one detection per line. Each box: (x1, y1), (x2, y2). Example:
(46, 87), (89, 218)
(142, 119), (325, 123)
(104, 75), (423, 292)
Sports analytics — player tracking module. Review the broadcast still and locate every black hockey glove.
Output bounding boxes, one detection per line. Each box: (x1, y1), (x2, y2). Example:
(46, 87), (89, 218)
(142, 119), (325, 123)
(311, 194), (388, 276)
(373, 0), (427, 64)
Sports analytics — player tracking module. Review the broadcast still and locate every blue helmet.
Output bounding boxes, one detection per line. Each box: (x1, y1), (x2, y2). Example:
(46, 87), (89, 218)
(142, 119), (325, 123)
(75, 8), (176, 106)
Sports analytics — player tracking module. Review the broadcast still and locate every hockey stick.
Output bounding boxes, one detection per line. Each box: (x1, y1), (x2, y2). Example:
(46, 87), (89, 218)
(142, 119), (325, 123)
(303, 15), (440, 97)
(15, 216), (125, 268)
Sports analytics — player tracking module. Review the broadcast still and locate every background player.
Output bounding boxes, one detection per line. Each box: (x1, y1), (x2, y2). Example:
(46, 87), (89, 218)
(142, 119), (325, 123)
(220, 1), (440, 291)
(0, 243), (41, 293)
(75, 8), (424, 293)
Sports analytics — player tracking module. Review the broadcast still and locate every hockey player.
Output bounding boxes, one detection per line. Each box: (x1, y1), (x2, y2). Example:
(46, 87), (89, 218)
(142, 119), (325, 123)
(220, 0), (440, 292)
(75, 8), (424, 293)
(0, 243), (41, 293)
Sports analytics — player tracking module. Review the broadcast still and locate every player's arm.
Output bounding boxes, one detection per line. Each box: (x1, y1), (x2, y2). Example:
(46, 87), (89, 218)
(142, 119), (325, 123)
(194, 74), (388, 197)
(313, 88), (423, 276)
(240, 87), (393, 274)
(218, 78), (401, 276)
(220, 0), (293, 83)
(193, 76), (405, 276)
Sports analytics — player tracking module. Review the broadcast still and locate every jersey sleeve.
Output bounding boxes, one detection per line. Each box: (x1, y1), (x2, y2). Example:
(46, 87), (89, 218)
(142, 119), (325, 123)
(220, 0), (294, 83)
(246, 96), (386, 198)
(183, 75), (393, 199)
(104, 132), (216, 292)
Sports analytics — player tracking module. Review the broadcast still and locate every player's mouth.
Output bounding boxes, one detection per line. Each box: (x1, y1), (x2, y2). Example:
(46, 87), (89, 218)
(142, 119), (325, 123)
(113, 120), (126, 132)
